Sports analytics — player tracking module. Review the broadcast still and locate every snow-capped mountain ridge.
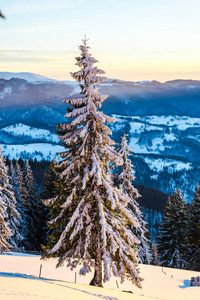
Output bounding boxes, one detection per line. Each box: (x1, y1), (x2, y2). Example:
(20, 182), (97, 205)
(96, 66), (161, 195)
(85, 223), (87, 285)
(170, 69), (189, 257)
(1, 75), (200, 118)
(0, 72), (59, 83)
(2, 71), (200, 90)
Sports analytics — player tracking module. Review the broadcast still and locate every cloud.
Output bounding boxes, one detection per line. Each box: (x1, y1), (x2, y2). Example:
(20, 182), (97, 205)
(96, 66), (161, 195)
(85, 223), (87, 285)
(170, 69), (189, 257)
(3, 0), (89, 16)
(0, 50), (77, 54)
(0, 56), (50, 63)
(0, 50), (78, 64)
(0, 24), (67, 34)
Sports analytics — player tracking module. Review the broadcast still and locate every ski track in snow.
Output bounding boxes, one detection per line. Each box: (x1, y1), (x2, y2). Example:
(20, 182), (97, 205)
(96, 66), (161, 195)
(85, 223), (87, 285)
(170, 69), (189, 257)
(42, 280), (119, 300)
(0, 272), (119, 300)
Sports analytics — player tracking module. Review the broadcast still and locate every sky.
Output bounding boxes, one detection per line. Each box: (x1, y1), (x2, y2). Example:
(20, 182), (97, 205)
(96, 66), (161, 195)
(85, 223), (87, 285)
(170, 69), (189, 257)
(1, 0), (200, 82)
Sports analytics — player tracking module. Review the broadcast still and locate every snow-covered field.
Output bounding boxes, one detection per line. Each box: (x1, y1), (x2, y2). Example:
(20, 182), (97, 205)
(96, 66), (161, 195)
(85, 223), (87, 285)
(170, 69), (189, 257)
(143, 115), (200, 130)
(1, 252), (200, 300)
(110, 114), (200, 156)
(2, 123), (59, 143)
(144, 157), (193, 173)
(0, 114), (199, 163)
(0, 143), (64, 161)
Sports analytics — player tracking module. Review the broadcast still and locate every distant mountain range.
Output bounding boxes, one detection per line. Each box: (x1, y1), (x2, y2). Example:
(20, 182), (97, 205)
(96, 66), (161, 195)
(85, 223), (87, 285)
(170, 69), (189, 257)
(1, 72), (200, 118)
(0, 72), (200, 202)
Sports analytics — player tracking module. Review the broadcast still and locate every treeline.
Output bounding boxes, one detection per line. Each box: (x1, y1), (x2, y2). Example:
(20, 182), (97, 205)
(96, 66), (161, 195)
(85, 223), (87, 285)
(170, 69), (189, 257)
(0, 156), (50, 252)
(1, 155), (163, 254)
(3, 153), (200, 273)
(5, 157), (50, 189)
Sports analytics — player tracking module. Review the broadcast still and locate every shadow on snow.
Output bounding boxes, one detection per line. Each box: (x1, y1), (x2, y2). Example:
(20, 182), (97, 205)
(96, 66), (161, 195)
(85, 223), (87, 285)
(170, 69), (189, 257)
(179, 280), (191, 289)
(0, 272), (118, 300)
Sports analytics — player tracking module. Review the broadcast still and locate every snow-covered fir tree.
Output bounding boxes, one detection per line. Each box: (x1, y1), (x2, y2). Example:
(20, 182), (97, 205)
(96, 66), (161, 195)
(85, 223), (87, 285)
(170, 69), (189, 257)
(185, 183), (200, 270)
(0, 149), (12, 251)
(157, 189), (187, 269)
(23, 160), (41, 250)
(0, 198), (11, 252)
(9, 162), (24, 247)
(117, 134), (151, 264)
(3, 161), (23, 249)
(151, 240), (160, 266)
(34, 197), (50, 251)
(40, 161), (58, 201)
(15, 161), (29, 248)
(10, 162), (23, 214)
(43, 38), (142, 288)
(39, 162), (58, 247)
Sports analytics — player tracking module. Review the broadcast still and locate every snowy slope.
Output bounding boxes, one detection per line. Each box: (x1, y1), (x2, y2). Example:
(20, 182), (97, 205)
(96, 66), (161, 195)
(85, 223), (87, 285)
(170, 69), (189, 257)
(143, 115), (200, 130)
(0, 124), (62, 161)
(144, 157), (192, 173)
(112, 114), (200, 159)
(1, 252), (200, 300)
(1, 115), (198, 162)
(0, 114), (199, 200)
(110, 114), (200, 202)
(2, 123), (59, 143)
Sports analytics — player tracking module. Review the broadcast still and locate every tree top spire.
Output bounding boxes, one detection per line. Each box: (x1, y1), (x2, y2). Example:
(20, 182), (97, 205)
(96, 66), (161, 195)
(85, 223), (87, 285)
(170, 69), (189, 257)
(82, 34), (89, 47)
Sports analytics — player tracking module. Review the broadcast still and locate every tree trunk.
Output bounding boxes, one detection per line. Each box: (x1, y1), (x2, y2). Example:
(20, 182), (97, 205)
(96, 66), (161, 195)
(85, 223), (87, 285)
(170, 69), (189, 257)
(90, 246), (103, 287)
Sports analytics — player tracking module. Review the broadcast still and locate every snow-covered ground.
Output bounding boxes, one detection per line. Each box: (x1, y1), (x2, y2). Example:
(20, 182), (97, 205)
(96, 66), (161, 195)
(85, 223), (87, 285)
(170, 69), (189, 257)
(0, 252), (200, 300)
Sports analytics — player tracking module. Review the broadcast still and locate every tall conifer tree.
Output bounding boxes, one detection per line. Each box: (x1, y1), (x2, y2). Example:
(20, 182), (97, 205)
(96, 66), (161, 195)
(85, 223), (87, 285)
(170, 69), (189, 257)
(157, 189), (187, 269)
(151, 240), (160, 266)
(185, 183), (200, 270)
(39, 163), (58, 247)
(15, 161), (28, 248)
(23, 160), (40, 249)
(0, 198), (11, 252)
(4, 164), (23, 249)
(117, 134), (151, 264)
(43, 38), (142, 288)
(9, 162), (24, 247)
(0, 149), (12, 251)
